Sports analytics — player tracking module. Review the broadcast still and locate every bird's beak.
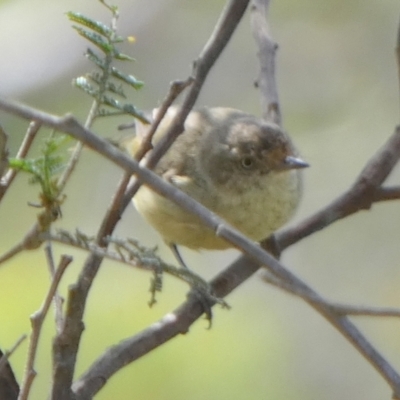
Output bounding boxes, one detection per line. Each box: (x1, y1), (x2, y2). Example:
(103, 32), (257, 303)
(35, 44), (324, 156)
(280, 155), (309, 170)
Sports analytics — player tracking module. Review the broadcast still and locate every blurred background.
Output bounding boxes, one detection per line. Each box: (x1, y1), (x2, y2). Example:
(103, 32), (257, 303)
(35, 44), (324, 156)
(1, 0), (400, 399)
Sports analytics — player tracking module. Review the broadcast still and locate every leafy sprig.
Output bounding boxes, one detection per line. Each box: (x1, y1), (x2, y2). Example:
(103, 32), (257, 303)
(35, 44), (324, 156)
(66, 1), (148, 123)
(9, 136), (67, 218)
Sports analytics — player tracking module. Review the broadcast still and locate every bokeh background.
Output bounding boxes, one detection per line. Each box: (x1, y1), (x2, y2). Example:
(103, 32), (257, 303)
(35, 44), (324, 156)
(1, 0), (400, 399)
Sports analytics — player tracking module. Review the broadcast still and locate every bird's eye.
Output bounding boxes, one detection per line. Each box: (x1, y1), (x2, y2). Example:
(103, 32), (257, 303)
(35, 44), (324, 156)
(241, 156), (254, 169)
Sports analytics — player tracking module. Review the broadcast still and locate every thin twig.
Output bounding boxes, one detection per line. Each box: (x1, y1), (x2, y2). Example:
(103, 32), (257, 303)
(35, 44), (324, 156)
(73, 247), (400, 399)
(0, 243), (25, 265)
(18, 255), (72, 400)
(0, 95), (99, 268)
(57, 141), (84, 192)
(130, 77), (194, 161)
(0, 212), (56, 266)
(57, 92), (102, 193)
(334, 305), (400, 317)
(118, 0), (251, 215)
(95, 172), (132, 245)
(373, 185), (400, 201)
(44, 244), (65, 333)
(99, 77), (195, 244)
(262, 271), (400, 317)
(0, 120), (41, 201)
(1, 89), (400, 400)
(40, 230), (220, 294)
(250, 0), (281, 125)
(144, 0), (250, 172)
(0, 335), (27, 372)
(1, 1), (400, 397)
(50, 2), (251, 398)
(75, 4), (400, 399)
(15, 121), (41, 159)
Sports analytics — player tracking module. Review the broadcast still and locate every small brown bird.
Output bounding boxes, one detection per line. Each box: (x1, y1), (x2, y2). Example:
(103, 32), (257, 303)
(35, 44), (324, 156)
(124, 106), (308, 253)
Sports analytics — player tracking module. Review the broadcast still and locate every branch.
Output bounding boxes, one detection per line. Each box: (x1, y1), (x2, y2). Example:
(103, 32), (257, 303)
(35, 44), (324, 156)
(118, 0), (251, 212)
(276, 125), (400, 251)
(44, 244), (65, 333)
(262, 271), (400, 317)
(57, 76), (105, 193)
(0, 3), (251, 394)
(99, 75), (194, 242)
(73, 250), (400, 399)
(1, 95), (400, 399)
(1, 1), (400, 397)
(0, 121), (41, 202)
(50, 1), (251, 398)
(18, 255), (71, 400)
(250, 0), (281, 125)
(143, 0), (250, 171)
(42, 230), (223, 299)
(72, 255), (260, 399)
(125, 77), (194, 161)
(374, 185), (400, 201)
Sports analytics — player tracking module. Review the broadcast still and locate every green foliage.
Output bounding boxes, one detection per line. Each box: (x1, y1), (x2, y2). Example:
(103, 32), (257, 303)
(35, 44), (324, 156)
(9, 136), (67, 214)
(66, 1), (148, 123)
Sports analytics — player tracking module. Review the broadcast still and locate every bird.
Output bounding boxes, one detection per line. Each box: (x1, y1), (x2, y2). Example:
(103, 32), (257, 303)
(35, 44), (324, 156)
(122, 106), (308, 258)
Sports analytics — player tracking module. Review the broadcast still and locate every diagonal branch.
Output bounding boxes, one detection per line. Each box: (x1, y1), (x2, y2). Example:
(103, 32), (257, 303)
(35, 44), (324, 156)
(0, 120), (41, 202)
(1, 89), (400, 399)
(276, 126), (400, 251)
(51, 1), (250, 398)
(0, 1), (400, 397)
(122, 0), (251, 204)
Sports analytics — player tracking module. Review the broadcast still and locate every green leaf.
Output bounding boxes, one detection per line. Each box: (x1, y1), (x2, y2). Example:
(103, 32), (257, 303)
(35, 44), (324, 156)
(8, 158), (36, 174)
(73, 77), (100, 97)
(69, 4), (146, 124)
(105, 81), (126, 97)
(110, 68), (144, 89)
(97, 108), (123, 117)
(114, 52), (136, 61)
(88, 73), (127, 97)
(85, 48), (107, 69)
(101, 94), (122, 110)
(66, 11), (113, 37)
(72, 26), (114, 54)
(97, 97), (149, 122)
(121, 104), (149, 122)
(111, 35), (125, 44)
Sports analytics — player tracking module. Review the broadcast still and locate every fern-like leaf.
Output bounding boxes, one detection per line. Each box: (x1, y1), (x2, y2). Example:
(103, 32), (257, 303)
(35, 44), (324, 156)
(68, 1), (146, 122)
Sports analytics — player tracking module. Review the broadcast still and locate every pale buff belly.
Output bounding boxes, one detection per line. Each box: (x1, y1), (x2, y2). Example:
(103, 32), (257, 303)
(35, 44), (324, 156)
(133, 170), (301, 250)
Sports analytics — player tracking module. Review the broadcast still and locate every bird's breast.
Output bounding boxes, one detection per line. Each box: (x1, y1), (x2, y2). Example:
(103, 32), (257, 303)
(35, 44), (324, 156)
(133, 169), (302, 250)
(213, 169), (302, 241)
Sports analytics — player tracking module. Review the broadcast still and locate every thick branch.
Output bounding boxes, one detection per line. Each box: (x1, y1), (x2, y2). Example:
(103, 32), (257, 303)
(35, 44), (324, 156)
(50, 1), (250, 398)
(1, 4), (400, 396)
(1, 94), (400, 399)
